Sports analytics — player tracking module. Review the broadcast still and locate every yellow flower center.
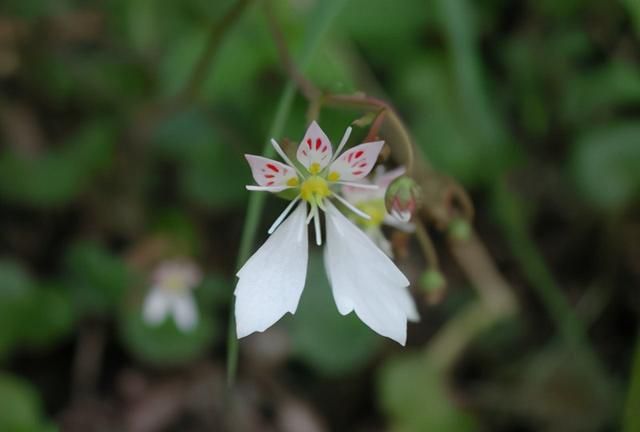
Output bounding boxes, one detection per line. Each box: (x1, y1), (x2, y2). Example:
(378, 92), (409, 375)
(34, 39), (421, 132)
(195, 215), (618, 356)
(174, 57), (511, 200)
(300, 176), (331, 202)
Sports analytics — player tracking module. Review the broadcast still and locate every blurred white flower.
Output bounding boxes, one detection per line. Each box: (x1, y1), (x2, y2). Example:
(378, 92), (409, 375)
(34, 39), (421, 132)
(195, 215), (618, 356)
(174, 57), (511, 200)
(235, 122), (419, 345)
(341, 166), (414, 257)
(143, 259), (202, 332)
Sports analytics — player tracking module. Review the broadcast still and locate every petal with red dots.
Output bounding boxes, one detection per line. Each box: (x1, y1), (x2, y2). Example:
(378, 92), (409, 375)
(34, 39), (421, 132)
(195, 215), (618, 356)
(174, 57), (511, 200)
(245, 155), (298, 192)
(296, 121), (333, 173)
(327, 141), (384, 182)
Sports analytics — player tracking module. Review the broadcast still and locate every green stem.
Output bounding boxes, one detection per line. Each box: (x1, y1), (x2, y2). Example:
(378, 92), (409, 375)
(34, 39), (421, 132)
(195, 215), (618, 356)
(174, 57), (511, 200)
(623, 333), (640, 432)
(491, 182), (604, 375)
(180, 0), (256, 104)
(226, 0), (348, 387)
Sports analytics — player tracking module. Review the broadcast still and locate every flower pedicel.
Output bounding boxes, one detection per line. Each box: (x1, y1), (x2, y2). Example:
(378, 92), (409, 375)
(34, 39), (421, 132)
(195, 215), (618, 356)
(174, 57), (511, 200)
(235, 122), (419, 345)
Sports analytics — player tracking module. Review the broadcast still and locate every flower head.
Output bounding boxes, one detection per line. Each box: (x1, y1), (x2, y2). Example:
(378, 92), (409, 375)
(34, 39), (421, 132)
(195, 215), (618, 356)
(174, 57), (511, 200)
(143, 259), (201, 332)
(235, 122), (419, 345)
(341, 166), (414, 256)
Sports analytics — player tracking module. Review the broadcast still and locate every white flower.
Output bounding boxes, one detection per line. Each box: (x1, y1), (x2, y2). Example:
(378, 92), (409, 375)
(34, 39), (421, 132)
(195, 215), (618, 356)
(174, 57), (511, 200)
(341, 166), (414, 257)
(235, 122), (419, 345)
(143, 259), (201, 332)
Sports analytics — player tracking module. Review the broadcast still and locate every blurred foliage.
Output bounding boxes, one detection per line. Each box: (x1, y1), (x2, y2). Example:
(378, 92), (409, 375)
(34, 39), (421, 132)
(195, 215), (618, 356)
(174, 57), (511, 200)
(379, 354), (476, 431)
(289, 253), (380, 376)
(0, 373), (56, 432)
(0, 0), (637, 429)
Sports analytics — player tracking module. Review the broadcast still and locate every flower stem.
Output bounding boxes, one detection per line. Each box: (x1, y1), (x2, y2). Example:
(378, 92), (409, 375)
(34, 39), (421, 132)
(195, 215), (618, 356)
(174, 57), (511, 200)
(227, 0), (348, 387)
(414, 220), (439, 269)
(623, 333), (640, 432)
(179, 0), (256, 104)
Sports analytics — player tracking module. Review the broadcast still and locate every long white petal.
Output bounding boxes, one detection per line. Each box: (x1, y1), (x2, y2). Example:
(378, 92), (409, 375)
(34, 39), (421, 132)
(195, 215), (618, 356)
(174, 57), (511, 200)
(324, 201), (417, 345)
(172, 293), (198, 331)
(142, 288), (170, 325)
(234, 203), (309, 338)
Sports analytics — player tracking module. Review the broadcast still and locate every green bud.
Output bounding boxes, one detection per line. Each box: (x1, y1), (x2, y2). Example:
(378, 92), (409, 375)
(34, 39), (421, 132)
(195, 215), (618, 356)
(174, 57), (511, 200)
(448, 218), (472, 241)
(420, 269), (446, 292)
(384, 176), (421, 222)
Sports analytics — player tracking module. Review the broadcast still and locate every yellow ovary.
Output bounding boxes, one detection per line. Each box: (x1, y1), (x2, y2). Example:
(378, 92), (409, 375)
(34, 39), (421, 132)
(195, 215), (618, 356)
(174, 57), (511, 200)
(356, 200), (386, 228)
(300, 176), (331, 202)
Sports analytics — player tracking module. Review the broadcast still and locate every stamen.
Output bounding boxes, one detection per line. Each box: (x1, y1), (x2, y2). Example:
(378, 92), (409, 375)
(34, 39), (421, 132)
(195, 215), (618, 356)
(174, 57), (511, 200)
(331, 126), (352, 162)
(316, 196), (327, 212)
(313, 205), (322, 245)
(333, 193), (372, 220)
(337, 181), (379, 190)
(247, 185), (291, 192)
(271, 139), (304, 177)
(306, 202), (316, 224)
(268, 196), (301, 234)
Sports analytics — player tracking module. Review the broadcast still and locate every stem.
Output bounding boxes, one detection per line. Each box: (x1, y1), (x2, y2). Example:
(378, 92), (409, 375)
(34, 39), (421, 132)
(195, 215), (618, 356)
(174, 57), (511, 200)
(322, 94), (416, 176)
(491, 181), (605, 375)
(179, 0), (255, 104)
(623, 333), (640, 432)
(414, 220), (439, 269)
(227, 0), (348, 387)
(263, 0), (320, 101)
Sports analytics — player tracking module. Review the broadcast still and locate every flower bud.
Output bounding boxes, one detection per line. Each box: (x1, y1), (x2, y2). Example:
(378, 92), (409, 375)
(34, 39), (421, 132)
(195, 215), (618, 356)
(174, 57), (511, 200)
(384, 176), (421, 222)
(447, 218), (472, 241)
(419, 269), (446, 305)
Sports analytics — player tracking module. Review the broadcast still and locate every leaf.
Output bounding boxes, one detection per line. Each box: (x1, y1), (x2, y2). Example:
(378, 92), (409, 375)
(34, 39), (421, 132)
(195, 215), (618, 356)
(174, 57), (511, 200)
(570, 122), (640, 210)
(0, 373), (55, 432)
(0, 121), (115, 207)
(65, 242), (132, 316)
(153, 109), (248, 209)
(118, 299), (217, 367)
(290, 253), (381, 376)
(0, 261), (73, 357)
(378, 354), (476, 432)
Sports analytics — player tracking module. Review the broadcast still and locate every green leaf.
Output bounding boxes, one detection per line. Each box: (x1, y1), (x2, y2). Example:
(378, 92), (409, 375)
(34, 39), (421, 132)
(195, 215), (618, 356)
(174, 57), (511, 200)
(378, 354), (476, 432)
(570, 122), (640, 210)
(0, 261), (73, 357)
(0, 121), (115, 207)
(290, 253), (380, 376)
(153, 109), (248, 209)
(65, 242), (132, 316)
(118, 301), (216, 367)
(0, 373), (55, 432)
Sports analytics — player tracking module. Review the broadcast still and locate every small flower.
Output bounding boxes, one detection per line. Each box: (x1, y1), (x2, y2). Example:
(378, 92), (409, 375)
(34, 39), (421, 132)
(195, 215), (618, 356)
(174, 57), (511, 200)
(384, 175), (421, 222)
(143, 259), (201, 332)
(235, 122), (419, 345)
(341, 166), (414, 257)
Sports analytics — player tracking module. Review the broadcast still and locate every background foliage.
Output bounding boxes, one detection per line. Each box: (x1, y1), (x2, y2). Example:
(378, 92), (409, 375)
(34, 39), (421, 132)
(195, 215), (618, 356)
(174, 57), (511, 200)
(0, 0), (638, 430)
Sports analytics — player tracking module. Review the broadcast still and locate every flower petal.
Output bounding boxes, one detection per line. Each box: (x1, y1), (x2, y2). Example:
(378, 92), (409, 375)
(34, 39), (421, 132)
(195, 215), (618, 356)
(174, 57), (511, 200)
(142, 288), (170, 325)
(172, 293), (198, 331)
(245, 155), (298, 191)
(296, 121), (333, 173)
(234, 203), (309, 338)
(323, 201), (417, 345)
(327, 141), (384, 182)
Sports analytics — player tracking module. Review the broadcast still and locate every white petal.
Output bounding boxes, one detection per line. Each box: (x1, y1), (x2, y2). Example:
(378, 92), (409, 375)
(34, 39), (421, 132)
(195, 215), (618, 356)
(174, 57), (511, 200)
(324, 201), (417, 345)
(373, 166), (406, 189)
(398, 287), (420, 322)
(366, 227), (393, 258)
(234, 203), (309, 338)
(245, 154), (298, 190)
(142, 288), (170, 325)
(327, 141), (384, 182)
(172, 293), (199, 331)
(296, 121), (333, 172)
